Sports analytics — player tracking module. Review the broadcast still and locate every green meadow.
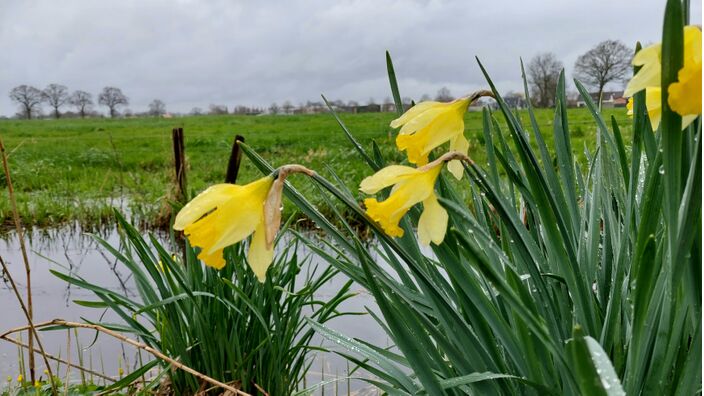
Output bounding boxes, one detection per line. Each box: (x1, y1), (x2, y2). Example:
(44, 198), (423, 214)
(0, 107), (629, 231)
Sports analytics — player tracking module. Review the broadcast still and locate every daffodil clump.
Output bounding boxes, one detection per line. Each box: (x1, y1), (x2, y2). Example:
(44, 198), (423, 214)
(165, 2), (700, 392)
(625, 25), (701, 129)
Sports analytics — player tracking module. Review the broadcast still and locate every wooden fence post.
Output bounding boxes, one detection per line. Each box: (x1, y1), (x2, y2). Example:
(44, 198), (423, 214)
(172, 127), (187, 202)
(225, 135), (245, 183)
(171, 127), (189, 264)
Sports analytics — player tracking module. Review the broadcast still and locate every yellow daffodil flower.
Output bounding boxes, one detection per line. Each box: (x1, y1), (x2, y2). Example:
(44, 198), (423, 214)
(34, 380), (40, 388)
(174, 165), (313, 282)
(624, 26), (701, 130)
(360, 152), (467, 245)
(391, 91), (490, 180)
(16, 374), (22, 383)
(174, 176), (274, 280)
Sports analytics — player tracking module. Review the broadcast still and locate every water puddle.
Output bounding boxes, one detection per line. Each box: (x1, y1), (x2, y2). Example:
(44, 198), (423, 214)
(0, 227), (387, 394)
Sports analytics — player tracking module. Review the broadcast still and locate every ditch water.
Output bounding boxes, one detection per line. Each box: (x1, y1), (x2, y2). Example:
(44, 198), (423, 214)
(0, 226), (389, 395)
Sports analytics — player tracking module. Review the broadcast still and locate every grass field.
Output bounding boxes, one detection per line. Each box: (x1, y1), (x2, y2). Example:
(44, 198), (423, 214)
(0, 107), (630, 232)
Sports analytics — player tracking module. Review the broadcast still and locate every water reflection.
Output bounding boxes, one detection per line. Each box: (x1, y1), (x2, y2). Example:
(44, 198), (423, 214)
(0, 226), (386, 395)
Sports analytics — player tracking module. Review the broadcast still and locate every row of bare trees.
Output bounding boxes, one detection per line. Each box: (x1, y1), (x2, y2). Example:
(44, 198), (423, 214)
(8, 85), (130, 119)
(9, 39), (631, 120)
(527, 39), (632, 108)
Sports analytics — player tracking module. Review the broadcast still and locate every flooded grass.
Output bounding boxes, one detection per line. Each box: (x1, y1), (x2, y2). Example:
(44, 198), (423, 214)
(0, 109), (629, 233)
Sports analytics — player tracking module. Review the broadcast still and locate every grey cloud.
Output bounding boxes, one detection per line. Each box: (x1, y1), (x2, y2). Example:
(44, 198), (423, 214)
(0, 0), (700, 116)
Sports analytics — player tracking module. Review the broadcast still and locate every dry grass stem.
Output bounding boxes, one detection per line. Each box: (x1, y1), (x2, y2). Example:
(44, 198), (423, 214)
(0, 138), (37, 382)
(2, 319), (256, 396)
(0, 254), (57, 393)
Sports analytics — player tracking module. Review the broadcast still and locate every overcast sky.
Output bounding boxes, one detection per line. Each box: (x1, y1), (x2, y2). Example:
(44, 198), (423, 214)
(1, 0), (701, 116)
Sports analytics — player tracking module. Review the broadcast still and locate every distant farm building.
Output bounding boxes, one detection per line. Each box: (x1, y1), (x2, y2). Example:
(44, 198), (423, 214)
(577, 91), (626, 108)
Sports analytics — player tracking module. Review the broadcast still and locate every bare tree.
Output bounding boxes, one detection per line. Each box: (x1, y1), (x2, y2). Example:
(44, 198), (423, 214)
(367, 97), (377, 105)
(69, 90), (93, 118)
(435, 87), (454, 102)
(148, 99), (166, 116)
(527, 52), (563, 108)
(574, 40), (632, 104)
(282, 101), (294, 114)
(190, 107), (203, 116)
(42, 84), (69, 118)
(269, 102), (280, 114)
(98, 87), (129, 118)
(208, 104), (228, 115)
(233, 105), (252, 115)
(420, 93), (432, 101)
(9, 85), (43, 119)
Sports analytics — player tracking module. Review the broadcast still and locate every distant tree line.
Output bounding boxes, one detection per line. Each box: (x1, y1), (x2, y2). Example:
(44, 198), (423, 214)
(8, 85), (131, 119)
(5, 84), (504, 120)
(189, 86), (464, 118)
(7, 37), (633, 121)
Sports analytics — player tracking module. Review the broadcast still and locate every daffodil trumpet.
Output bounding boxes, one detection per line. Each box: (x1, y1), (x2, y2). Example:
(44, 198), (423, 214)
(360, 151), (470, 245)
(173, 164), (314, 282)
(391, 90), (492, 180)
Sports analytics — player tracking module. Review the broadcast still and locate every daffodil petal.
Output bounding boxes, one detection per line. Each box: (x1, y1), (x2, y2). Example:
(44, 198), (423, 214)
(626, 97), (634, 116)
(396, 130), (430, 165)
(181, 177), (273, 255)
(248, 222), (274, 282)
(174, 184), (240, 230)
(668, 61), (701, 117)
(398, 106), (449, 135)
(359, 165), (418, 194)
(684, 26), (702, 63)
(391, 165), (442, 206)
(390, 101), (442, 128)
(682, 114), (698, 129)
(624, 43), (662, 97)
(645, 87), (662, 131)
(447, 134), (469, 180)
(632, 42), (661, 66)
(396, 105), (466, 166)
(196, 247), (226, 270)
(364, 198), (406, 237)
(625, 63), (661, 98)
(422, 110), (465, 153)
(417, 194), (448, 245)
(206, 178), (273, 249)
